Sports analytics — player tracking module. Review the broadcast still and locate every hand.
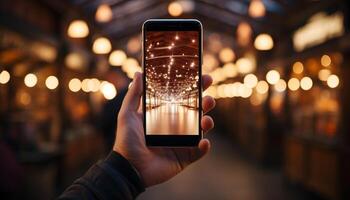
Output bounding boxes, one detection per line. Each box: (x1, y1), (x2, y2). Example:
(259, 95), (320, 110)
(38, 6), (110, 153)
(113, 72), (216, 187)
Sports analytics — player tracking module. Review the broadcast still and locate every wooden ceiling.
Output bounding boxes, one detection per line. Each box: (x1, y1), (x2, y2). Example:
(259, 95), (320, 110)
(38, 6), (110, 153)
(145, 31), (199, 98)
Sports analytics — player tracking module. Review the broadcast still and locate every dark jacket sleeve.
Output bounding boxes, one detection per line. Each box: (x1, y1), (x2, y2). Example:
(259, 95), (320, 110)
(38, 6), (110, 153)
(58, 151), (145, 200)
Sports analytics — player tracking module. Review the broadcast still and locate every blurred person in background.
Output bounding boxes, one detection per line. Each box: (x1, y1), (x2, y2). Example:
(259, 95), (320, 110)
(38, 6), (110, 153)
(59, 73), (215, 199)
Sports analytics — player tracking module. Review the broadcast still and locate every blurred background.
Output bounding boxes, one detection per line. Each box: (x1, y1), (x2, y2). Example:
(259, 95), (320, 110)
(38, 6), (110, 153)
(0, 0), (349, 199)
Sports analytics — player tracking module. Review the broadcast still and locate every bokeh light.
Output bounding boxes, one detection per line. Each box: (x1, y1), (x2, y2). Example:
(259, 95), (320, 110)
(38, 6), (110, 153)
(266, 70), (280, 85)
(300, 77), (313, 90)
(327, 74), (339, 88)
(92, 37), (112, 54)
(67, 20), (89, 38)
(45, 76), (59, 90)
(68, 78), (81, 92)
(24, 73), (37, 87)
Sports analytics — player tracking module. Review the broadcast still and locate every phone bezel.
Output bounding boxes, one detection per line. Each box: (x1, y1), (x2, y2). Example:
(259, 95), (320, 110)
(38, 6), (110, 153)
(142, 19), (203, 147)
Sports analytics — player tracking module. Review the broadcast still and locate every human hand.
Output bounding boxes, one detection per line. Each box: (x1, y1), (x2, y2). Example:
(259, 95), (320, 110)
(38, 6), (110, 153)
(113, 72), (215, 187)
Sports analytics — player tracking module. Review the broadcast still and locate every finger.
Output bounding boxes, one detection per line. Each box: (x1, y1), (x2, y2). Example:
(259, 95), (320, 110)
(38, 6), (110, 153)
(120, 72), (143, 113)
(202, 96), (215, 114)
(201, 115), (214, 133)
(190, 139), (211, 162)
(202, 75), (213, 91)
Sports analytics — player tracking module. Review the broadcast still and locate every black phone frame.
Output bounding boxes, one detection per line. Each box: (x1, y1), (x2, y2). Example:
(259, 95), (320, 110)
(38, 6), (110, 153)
(142, 19), (203, 147)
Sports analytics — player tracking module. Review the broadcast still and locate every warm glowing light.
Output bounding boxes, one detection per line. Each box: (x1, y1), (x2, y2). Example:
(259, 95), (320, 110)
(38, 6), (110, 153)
(89, 78), (101, 92)
(249, 0), (265, 18)
(24, 73), (37, 87)
(327, 74), (339, 88)
(0, 70), (10, 84)
(45, 76), (59, 90)
(274, 79), (287, 92)
(92, 37), (112, 54)
(237, 22), (252, 46)
(109, 50), (127, 66)
(292, 61), (304, 74)
(69, 78), (81, 92)
(219, 47), (235, 63)
(321, 54), (331, 67)
(65, 52), (85, 70)
(256, 80), (269, 94)
(300, 77), (313, 90)
(318, 69), (331, 81)
(122, 58), (139, 72)
(81, 79), (90, 92)
(95, 4), (113, 23)
(238, 84), (253, 98)
(288, 78), (300, 91)
(243, 74), (258, 88)
(266, 70), (280, 85)
(100, 81), (117, 100)
(236, 57), (255, 74)
(203, 54), (218, 72)
(254, 33), (273, 50)
(223, 63), (237, 78)
(67, 20), (89, 38)
(168, 2), (183, 17)
(127, 37), (141, 54)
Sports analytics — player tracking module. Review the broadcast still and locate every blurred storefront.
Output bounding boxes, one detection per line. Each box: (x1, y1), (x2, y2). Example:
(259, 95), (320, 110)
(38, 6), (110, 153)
(0, 0), (350, 199)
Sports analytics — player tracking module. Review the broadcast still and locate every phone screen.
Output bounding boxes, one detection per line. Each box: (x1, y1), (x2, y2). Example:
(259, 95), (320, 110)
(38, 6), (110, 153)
(144, 30), (200, 136)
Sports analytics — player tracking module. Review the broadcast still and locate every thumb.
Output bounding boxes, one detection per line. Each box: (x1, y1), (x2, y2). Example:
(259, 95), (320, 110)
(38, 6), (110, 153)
(120, 72), (143, 113)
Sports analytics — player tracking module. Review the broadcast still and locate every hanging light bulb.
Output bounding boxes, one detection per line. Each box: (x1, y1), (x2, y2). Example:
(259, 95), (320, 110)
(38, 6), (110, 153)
(67, 20), (89, 38)
(254, 33), (274, 50)
(219, 48), (235, 63)
(168, 1), (183, 17)
(237, 22), (252, 46)
(249, 0), (266, 18)
(109, 50), (127, 66)
(92, 37), (112, 54)
(95, 4), (113, 23)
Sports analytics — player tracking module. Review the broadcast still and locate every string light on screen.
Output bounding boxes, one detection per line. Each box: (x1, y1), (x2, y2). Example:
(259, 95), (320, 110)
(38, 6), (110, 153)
(0, 70), (10, 84)
(67, 20), (89, 38)
(109, 50), (127, 66)
(24, 73), (37, 87)
(254, 33), (274, 50)
(266, 70), (280, 85)
(95, 4), (113, 23)
(92, 37), (112, 54)
(45, 76), (59, 90)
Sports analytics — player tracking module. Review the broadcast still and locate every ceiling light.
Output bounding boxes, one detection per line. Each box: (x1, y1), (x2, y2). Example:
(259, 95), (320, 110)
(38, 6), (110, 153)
(92, 37), (112, 54)
(95, 4), (113, 23)
(67, 20), (89, 38)
(254, 33), (273, 50)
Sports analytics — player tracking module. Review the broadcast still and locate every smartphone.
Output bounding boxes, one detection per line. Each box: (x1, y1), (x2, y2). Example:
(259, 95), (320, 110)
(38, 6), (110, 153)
(142, 19), (202, 146)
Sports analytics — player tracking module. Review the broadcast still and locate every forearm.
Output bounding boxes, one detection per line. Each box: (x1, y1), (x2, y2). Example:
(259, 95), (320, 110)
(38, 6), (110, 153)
(58, 151), (145, 200)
